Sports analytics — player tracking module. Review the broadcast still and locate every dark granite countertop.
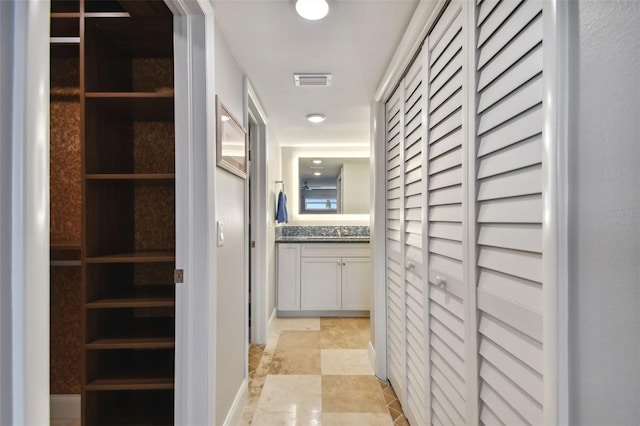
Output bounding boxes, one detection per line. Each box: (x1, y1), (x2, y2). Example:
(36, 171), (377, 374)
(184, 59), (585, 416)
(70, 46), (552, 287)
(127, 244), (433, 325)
(275, 236), (370, 243)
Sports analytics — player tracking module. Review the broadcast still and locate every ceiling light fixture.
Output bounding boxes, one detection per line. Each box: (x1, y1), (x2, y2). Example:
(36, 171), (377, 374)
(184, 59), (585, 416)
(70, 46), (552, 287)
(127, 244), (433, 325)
(295, 0), (329, 21)
(312, 160), (322, 164)
(306, 113), (326, 123)
(314, 172), (322, 176)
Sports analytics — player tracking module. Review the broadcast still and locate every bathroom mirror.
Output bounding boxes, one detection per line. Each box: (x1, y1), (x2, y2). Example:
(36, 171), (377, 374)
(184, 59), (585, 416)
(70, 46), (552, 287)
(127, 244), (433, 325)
(298, 157), (370, 214)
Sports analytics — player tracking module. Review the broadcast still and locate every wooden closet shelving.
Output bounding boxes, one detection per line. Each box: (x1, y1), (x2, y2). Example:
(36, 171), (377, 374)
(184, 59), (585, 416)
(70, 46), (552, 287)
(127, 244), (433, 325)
(48, 0), (179, 424)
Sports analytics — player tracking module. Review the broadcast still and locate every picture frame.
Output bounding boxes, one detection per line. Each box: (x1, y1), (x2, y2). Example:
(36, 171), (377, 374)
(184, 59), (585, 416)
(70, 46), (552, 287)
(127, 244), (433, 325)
(216, 95), (248, 179)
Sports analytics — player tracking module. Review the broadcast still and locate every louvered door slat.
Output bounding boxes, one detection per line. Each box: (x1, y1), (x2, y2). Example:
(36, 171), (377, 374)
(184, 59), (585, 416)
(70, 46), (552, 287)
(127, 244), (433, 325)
(477, 0), (523, 47)
(477, 0), (500, 26)
(429, 129), (462, 159)
(478, 269), (542, 313)
(478, 15), (542, 89)
(477, 0), (542, 67)
(477, 105), (543, 156)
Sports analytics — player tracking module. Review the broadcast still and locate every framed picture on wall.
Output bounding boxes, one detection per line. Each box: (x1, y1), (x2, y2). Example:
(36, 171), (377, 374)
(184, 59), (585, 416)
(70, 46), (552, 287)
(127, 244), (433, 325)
(216, 95), (248, 179)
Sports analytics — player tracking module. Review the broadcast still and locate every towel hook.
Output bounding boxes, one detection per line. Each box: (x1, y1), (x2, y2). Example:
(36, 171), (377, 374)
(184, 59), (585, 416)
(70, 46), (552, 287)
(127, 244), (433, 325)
(276, 180), (285, 191)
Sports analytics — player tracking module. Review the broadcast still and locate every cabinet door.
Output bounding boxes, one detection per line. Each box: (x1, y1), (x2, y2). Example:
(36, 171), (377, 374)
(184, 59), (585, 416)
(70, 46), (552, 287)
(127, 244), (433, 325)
(300, 257), (341, 310)
(277, 244), (301, 311)
(341, 257), (371, 310)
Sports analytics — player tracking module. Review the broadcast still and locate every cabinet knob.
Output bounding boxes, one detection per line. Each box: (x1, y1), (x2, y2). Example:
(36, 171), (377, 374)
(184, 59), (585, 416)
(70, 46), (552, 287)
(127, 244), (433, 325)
(435, 276), (447, 286)
(406, 261), (414, 270)
(342, 262), (346, 266)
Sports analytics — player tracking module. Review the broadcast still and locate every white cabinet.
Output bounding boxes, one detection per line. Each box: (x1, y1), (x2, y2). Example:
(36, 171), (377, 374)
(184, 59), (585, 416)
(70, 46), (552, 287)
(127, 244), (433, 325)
(277, 243), (370, 314)
(300, 257), (342, 310)
(341, 258), (371, 310)
(276, 243), (301, 311)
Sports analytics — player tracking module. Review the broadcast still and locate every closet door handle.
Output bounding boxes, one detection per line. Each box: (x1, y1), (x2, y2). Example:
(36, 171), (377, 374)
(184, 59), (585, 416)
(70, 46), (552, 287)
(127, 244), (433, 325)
(435, 276), (447, 287)
(406, 261), (414, 270)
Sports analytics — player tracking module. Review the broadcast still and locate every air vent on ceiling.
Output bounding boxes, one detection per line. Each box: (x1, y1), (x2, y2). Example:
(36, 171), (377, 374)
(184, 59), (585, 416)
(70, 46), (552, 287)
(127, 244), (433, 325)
(294, 73), (332, 87)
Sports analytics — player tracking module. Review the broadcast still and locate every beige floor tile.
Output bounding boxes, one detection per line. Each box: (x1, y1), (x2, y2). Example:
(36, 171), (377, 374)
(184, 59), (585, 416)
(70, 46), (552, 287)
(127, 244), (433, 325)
(268, 331), (321, 374)
(270, 317), (320, 334)
(251, 408), (322, 426)
(320, 317), (370, 349)
(322, 375), (388, 413)
(321, 412), (394, 426)
(320, 349), (374, 375)
(256, 375), (322, 413)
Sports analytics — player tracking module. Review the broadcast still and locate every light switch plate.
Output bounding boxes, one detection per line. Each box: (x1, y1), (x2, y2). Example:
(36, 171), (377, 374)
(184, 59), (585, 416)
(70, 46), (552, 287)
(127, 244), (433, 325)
(217, 221), (224, 247)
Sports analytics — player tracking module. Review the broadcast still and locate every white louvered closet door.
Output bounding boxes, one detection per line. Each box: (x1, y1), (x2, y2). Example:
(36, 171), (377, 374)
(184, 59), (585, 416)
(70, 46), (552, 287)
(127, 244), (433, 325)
(425, 1), (474, 424)
(401, 51), (429, 426)
(474, 0), (545, 424)
(385, 85), (406, 404)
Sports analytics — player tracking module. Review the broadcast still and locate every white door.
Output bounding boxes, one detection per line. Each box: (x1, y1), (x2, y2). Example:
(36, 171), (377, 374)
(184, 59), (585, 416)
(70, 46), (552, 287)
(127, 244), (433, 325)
(425, 1), (476, 424)
(385, 85), (407, 403)
(341, 257), (371, 310)
(401, 50), (430, 426)
(300, 257), (342, 310)
(474, 0), (545, 423)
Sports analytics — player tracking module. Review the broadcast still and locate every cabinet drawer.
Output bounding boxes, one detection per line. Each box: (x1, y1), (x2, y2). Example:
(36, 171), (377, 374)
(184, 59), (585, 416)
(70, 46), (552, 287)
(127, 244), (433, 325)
(301, 243), (370, 258)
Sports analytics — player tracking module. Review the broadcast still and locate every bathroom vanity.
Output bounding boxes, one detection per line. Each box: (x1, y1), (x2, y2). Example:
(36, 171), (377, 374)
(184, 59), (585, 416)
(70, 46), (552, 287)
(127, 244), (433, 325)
(276, 238), (371, 316)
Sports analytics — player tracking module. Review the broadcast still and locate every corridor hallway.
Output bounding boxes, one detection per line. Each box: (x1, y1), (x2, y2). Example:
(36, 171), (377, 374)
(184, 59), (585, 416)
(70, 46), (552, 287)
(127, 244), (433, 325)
(239, 318), (408, 425)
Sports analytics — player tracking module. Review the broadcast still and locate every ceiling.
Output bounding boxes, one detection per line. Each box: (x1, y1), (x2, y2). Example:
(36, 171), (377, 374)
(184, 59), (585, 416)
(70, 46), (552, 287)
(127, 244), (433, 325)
(212, 0), (419, 147)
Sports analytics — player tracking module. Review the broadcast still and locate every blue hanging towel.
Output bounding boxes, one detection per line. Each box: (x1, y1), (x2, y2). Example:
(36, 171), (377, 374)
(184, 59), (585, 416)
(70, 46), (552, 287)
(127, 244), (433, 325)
(276, 190), (288, 223)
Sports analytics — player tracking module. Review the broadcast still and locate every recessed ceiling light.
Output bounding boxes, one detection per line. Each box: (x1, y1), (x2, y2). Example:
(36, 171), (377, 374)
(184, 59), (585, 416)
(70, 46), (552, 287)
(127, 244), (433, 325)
(295, 0), (329, 21)
(314, 172), (322, 176)
(306, 113), (326, 123)
(312, 160), (322, 164)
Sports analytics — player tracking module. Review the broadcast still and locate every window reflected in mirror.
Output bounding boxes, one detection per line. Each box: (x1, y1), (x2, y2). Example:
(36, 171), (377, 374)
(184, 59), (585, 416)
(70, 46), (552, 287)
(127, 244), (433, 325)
(298, 157), (370, 214)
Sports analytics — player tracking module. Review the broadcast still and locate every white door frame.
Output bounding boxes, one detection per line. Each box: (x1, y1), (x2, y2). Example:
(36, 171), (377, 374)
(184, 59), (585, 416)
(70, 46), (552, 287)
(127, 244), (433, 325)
(166, 0), (219, 424)
(244, 78), (269, 345)
(1, 1), (50, 424)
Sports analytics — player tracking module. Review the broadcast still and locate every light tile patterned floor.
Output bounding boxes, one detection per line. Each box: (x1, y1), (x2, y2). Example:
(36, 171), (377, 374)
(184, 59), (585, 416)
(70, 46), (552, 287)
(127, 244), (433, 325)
(239, 317), (409, 425)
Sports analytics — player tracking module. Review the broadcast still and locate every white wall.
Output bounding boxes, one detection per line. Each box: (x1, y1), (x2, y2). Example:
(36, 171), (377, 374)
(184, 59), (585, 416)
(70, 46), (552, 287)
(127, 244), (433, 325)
(569, 2), (640, 424)
(342, 159), (370, 214)
(0, 2), (14, 422)
(213, 21), (247, 425)
(266, 126), (281, 320)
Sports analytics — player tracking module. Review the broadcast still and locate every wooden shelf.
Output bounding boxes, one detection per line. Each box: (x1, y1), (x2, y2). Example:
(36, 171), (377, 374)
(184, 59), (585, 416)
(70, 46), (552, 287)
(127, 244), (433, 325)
(85, 173), (175, 181)
(85, 91), (174, 98)
(86, 337), (175, 350)
(51, 12), (80, 18)
(85, 251), (175, 264)
(87, 285), (175, 309)
(50, 36), (80, 44)
(51, 239), (81, 250)
(86, 377), (173, 391)
(84, 12), (130, 18)
(85, 93), (174, 121)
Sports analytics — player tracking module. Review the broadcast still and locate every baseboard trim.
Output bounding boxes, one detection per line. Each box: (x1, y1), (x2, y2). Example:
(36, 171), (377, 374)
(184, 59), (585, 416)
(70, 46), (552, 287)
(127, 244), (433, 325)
(50, 394), (80, 419)
(368, 340), (376, 371)
(222, 378), (248, 426)
(268, 307), (276, 333)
